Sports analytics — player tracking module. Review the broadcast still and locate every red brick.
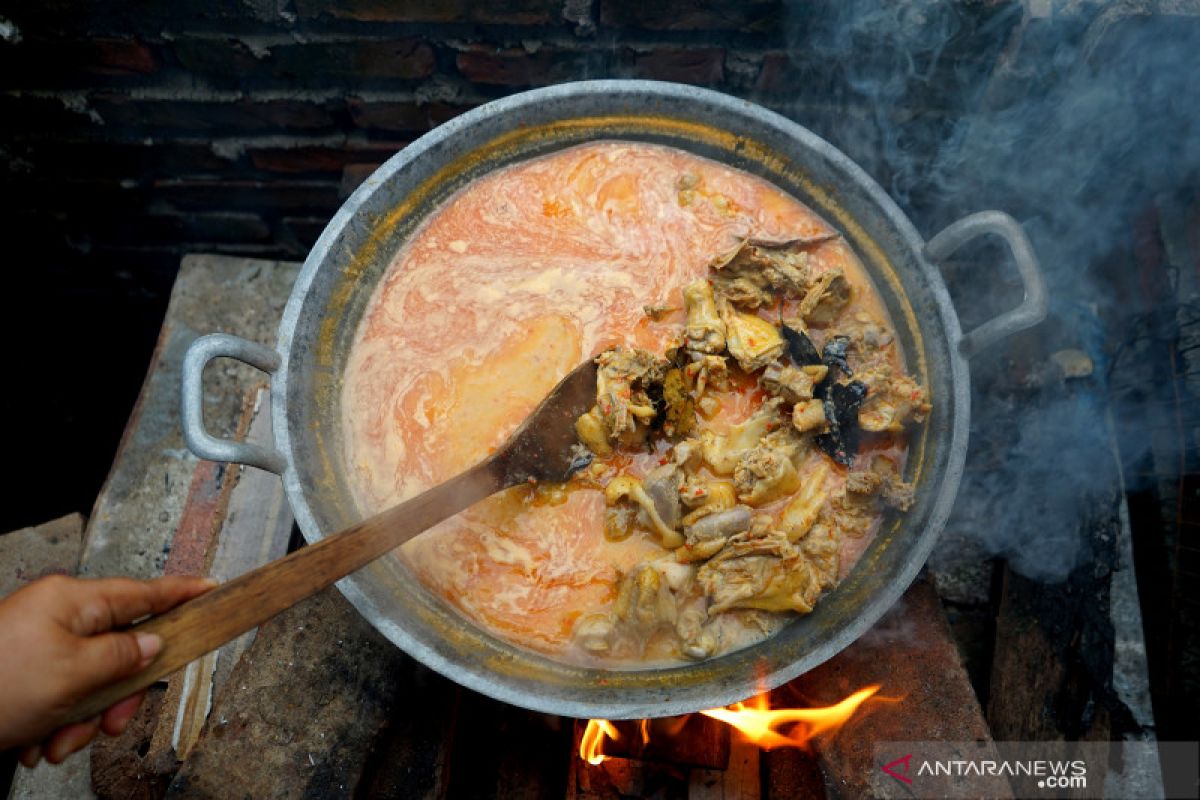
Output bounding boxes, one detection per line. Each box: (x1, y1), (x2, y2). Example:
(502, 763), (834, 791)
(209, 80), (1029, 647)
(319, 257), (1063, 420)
(154, 178), (341, 213)
(632, 47), (724, 85)
(347, 98), (431, 132)
(280, 215), (333, 249)
(0, 36), (159, 86)
(90, 94), (339, 133)
(340, 162), (383, 199)
(600, 0), (781, 32)
(88, 211), (272, 245)
(249, 146), (350, 174)
(89, 37), (160, 75)
(456, 46), (584, 87)
(172, 38), (435, 83)
(293, 0), (558, 24)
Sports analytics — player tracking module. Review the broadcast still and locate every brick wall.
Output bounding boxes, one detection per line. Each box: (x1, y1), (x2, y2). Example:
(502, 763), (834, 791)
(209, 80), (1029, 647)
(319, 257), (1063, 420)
(0, 0), (1022, 274)
(0, 0), (1025, 529)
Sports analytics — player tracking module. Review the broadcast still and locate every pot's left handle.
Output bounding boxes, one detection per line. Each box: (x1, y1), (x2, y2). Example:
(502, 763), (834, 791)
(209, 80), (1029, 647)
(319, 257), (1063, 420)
(924, 210), (1049, 359)
(182, 333), (286, 474)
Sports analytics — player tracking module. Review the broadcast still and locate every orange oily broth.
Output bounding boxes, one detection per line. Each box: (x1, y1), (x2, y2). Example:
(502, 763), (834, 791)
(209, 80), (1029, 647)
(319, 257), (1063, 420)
(341, 141), (905, 663)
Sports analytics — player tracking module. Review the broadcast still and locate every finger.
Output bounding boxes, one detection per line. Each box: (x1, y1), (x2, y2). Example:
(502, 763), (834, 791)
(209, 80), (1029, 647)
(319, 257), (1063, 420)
(100, 691), (146, 737)
(66, 576), (217, 635)
(44, 717), (101, 764)
(67, 631), (162, 693)
(18, 745), (42, 768)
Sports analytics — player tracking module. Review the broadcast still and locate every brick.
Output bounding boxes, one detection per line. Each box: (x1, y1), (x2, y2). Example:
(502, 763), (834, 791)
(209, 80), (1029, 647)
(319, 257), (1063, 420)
(632, 47), (724, 85)
(0, 36), (159, 87)
(89, 37), (160, 75)
(154, 178), (341, 213)
(346, 97), (431, 132)
(90, 94), (340, 133)
(172, 38), (435, 83)
(293, 0), (558, 25)
(456, 46), (585, 87)
(339, 163), (382, 199)
(87, 212), (272, 246)
(245, 142), (403, 178)
(280, 215), (331, 249)
(600, 0), (782, 32)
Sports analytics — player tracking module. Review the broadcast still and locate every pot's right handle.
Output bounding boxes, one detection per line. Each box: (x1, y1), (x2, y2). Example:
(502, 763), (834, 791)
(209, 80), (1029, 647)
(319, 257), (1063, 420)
(182, 333), (286, 474)
(923, 210), (1048, 360)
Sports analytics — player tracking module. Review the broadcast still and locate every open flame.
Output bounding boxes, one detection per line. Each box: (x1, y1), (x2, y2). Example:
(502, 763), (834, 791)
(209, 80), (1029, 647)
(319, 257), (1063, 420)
(579, 685), (880, 764)
(700, 685), (880, 750)
(580, 719), (620, 765)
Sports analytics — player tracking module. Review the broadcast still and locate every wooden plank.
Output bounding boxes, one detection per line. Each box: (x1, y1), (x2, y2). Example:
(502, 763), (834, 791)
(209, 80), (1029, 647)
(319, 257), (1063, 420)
(599, 715), (730, 771)
(568, 722), (689, 800)
(439, 691), (573, 800)
(688, 736), (759, 800)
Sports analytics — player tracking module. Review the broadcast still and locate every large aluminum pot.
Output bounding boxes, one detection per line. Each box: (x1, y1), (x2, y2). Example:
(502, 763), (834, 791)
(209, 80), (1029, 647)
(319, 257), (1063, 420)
(181, 81), (1046, 718)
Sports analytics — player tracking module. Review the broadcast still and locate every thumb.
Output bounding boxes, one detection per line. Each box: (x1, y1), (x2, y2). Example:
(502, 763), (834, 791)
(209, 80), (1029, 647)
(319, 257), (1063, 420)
(69, 631), (162, 695)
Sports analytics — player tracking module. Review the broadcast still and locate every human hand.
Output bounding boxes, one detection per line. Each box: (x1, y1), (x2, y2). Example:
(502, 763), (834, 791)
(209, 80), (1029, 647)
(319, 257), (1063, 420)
(0, 574), (215, 765)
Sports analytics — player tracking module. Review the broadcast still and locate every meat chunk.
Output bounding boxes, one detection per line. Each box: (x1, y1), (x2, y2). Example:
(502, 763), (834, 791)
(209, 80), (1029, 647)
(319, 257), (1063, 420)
(845, 456), (915, 511)
(761, 362), (828, 403)
(679, 505), (752, 563)
(733, 431), (803, 507)
(682, 279), (726, 354)
(660, 367), (696, 438)
(779, 459), (832, 540)
(798, 269), (852, 325)
(857, 368), (931, 433)
(709, 236), (836, 309)
(719, 299), (785, 373)
(584, 347), (669, 451)
(700, 398), (785, 475)
(615, 564), (678, 632)
(791, 399), (828, 434)
(605, 474), (684, 548)
(798, 523), (840, 589)
(680, 480), (738, 526)
(642, 463), (684, 531)
(697, 531), (824, 614)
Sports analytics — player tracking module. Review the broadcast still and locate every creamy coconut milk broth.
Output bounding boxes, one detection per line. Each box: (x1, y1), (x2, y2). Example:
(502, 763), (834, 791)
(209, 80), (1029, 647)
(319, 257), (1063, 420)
(341, 141), (916, 667)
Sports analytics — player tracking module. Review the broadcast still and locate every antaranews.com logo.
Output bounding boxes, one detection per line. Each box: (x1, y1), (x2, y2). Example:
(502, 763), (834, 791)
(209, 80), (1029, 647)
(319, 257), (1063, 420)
(874, 740), (1198, 799)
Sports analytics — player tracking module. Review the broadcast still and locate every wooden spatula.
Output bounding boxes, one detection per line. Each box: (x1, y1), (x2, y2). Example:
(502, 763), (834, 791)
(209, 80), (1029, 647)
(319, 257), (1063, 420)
(67, 359), (599, 723)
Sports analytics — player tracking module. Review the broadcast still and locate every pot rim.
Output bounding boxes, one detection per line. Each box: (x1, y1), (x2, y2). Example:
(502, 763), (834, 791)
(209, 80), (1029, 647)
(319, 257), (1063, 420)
(271, 79), (972, 718)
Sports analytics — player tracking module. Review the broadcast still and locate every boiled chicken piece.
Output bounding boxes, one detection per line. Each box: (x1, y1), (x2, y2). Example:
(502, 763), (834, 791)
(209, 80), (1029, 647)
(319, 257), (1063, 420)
(798, 269), (852, 325)
(857, 369), (931, 433)
(700, 398), (785, 475)
(615, 564), (678, 632)
(680, 480), (738, 527)
(697, 531), (823, 614)
(798, 523), (840, 589)
(682, 279), (726, 354)
(845, 456), (915, 511)
(588, 347), (668, 448)
(605, 474), (684, 548)
(733, 433), (803, 507)
(779, 459), (832, 540)
(708, 236), (836, 309)
(574, 613), (615, 654)
(718, 299), (785, 373)
(678, 505), (753, 563)
(761, 362), (828, 403)
(791, 399), (828, 434)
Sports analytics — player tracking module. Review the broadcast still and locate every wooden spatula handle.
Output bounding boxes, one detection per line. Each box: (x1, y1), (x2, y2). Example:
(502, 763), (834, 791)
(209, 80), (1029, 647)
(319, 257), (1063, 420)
(66, 459), (504, 724)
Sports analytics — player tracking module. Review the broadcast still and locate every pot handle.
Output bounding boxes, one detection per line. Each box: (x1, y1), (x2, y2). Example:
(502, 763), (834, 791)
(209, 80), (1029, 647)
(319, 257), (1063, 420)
(182, 333), (286, 474)
(923, 210), (1048, 359)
